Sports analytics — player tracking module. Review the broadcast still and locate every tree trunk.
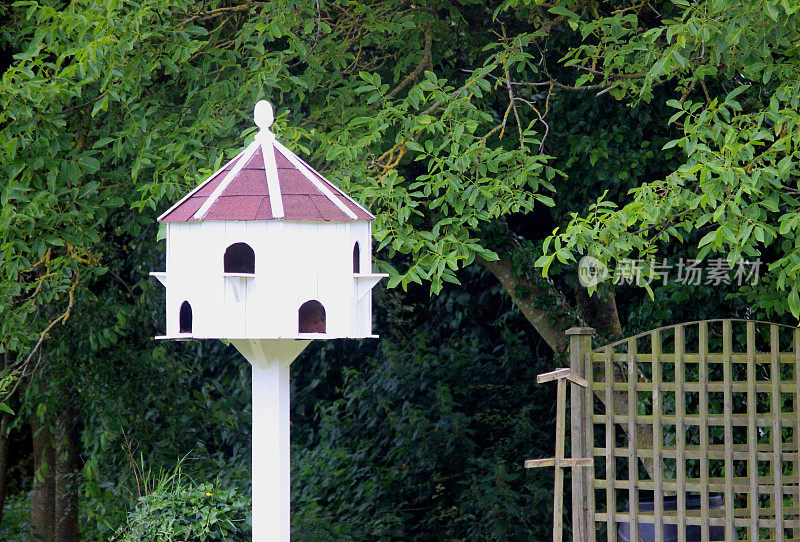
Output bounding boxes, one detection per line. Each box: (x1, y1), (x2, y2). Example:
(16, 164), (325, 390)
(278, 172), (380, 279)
(0, 349), (10, 527)
(54, 406), (81, 542)
(32, 414), (56, 542)
(478, 255), (655, 476)
(576, 284), (623, 337)
(0, 415), (9, 527)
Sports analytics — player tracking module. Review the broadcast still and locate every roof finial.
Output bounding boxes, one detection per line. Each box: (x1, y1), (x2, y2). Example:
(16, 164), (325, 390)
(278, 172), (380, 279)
(254, 100), (274, 132)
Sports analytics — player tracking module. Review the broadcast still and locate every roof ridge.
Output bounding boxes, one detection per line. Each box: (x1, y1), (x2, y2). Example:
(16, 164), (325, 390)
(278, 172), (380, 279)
(193, 140), (260, 219)
(273, 141), (357, 220)
(156, 149), (245, 222)
(284, 148), (376, 220)
(260, 136), (284, 219)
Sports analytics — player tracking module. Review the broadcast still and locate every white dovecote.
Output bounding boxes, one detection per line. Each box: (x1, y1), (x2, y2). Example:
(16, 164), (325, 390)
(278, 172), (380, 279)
(151, 101), (386, 542)
(151, 100), (386, 341)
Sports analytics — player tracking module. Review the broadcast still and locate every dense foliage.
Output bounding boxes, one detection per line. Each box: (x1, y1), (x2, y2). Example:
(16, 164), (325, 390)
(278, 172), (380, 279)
(1, 0), (799, 539)
(291, 276), (557, 540)
(114, 465), (250, 541)
(536, 0), (800, 314)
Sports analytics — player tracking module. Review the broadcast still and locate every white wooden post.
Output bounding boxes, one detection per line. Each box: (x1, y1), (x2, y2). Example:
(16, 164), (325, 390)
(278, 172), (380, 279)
(231, 339), (311, 542)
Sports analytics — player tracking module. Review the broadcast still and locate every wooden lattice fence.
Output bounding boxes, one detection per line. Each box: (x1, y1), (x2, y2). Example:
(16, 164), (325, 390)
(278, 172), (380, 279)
(530, 320), (800, 542)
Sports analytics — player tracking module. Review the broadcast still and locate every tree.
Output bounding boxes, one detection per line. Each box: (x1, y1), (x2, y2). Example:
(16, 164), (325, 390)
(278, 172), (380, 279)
(533, 0), (800, 320)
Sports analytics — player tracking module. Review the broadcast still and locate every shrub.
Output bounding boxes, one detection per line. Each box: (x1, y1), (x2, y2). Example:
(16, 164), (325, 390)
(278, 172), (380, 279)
(114, 465), (250, 541)
(0, 492), (30, 542)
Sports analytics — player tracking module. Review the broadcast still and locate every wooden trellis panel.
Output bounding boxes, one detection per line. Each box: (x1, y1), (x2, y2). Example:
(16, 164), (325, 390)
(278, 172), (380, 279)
(569, 320), (800, 542)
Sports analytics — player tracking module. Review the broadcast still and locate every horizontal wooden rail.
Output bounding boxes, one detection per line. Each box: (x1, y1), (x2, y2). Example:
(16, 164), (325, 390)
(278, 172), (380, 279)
(591, 352), (800, 364)
(595, 510), (800, 523)
(537, 367), (589, 388)
(524, 458), (594, 468)
(595, 475), (799, 494)
(595, 512), (800, 530)
(592, 381), (799, 393)
(594, 412), (798, 427)
(595, 442), (799, 461)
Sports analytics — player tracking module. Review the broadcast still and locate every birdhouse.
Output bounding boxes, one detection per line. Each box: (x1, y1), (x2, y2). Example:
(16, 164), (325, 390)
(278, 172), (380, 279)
(151, 100), (386, 340)
(151, 101), (387, 541)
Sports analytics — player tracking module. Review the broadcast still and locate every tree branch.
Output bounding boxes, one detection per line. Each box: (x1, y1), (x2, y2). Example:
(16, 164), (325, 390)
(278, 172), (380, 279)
(386, 27), (432, 100)
(178, 2), (265, 27)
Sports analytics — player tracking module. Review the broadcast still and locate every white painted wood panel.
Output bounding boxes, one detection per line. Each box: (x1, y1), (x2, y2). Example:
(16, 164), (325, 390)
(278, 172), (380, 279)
(156, 219), (383, 339)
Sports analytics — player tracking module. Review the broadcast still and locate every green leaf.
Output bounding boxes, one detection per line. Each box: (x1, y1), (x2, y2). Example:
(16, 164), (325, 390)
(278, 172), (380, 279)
(79, 156), (101, 174)
(79, 181), (100, 198)
(406, 141), (424, 153)
(92, 137), (115, 149)
(789, 288), (800, 318)
(698, 230), (717, 248)
(764, 1), (780, 20)
(548, 6), (578, 18)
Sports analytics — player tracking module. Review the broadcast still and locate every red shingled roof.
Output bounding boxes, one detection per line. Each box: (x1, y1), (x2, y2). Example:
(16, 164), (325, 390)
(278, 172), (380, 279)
(159, 140), (373, 223)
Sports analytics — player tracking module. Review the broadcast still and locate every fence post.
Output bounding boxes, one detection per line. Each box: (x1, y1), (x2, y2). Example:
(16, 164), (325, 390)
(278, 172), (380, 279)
(566, 327), (595, 542)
